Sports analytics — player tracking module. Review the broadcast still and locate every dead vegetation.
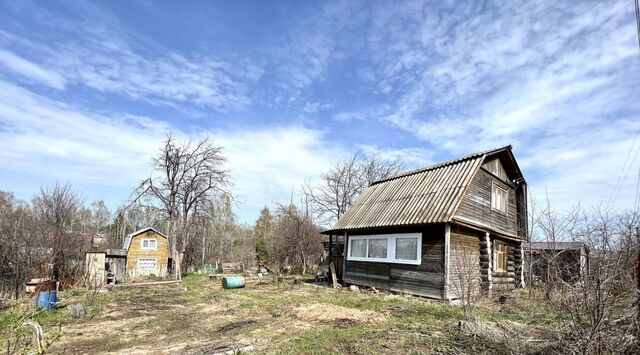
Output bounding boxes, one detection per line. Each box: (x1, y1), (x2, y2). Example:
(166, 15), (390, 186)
(2, 271), (637, 354)
(0, 274), (584, 354)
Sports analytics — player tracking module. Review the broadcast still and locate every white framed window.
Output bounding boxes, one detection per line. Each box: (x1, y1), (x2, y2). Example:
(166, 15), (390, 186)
(347, 233), (422, 265)
(141, 238), (157, 250)
(491, 183), (508, 214)
(137, 258), (157, 270)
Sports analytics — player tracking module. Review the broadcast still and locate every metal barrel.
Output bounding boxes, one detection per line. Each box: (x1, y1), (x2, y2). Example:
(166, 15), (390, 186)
(221, 276), (246, 289)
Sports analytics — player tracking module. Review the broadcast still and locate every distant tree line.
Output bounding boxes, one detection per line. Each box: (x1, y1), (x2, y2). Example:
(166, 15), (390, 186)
(0, 133), (405, 296)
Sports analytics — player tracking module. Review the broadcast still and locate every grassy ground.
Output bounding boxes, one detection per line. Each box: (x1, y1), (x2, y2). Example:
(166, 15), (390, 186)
(2, 274), (565, 354)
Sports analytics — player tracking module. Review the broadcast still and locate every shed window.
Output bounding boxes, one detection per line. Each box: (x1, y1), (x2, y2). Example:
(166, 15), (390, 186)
(350, 239), (367, 258)
(347, 233), (421, 265)
(137, 258), (157, 270)
(396, 238), (418, 260)
(141, 238), (157, 250)
(491, 184), (508, 213)
(368, 238), (388, 258)
(494, 241), (508, 272)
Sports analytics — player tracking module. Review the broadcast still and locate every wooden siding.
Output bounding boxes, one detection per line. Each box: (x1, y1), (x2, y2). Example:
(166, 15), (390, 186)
(455, 168), (520, 238)
(449, 228), (481, 299)
(85, 252), (106, 286)
(343, 225), (445, 299)
(106, 256), (126, 284)
(126, 230), (169, 279)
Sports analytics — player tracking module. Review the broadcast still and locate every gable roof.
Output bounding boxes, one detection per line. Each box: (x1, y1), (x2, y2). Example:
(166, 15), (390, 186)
(323, 146), (523, 234)
(122, 227), (167, 250)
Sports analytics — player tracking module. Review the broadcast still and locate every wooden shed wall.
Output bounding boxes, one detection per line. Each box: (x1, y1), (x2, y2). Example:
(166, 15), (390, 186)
(455, 168), (520, 238)
(85, 252), (106, 287)
(343, 224), (445, 299)
(126, 230), (169, 278)
(106, 256), (126, 283)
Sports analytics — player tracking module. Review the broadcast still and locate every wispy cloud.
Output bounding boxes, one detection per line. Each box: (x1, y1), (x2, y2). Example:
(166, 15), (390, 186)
(0, 80), (348, 220)
(329, 0), (640, 210)
(0, 2), (260, 112)
(0, 49), (66, 89)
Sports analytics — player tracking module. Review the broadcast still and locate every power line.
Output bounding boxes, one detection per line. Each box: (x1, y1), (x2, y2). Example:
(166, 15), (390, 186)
(609, 131), (640, 209)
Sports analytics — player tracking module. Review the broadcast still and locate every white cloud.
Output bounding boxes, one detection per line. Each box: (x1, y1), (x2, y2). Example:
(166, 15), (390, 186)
(328, 0), (640, 212)
(0, 3), (259, 112)
(0, 49), (66, 89)
(0, 80), (347, 221)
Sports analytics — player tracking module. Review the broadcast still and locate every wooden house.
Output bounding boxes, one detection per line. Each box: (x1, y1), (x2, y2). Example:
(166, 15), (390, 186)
(322, 146), (528, 300)
(123, 228), (170, 279)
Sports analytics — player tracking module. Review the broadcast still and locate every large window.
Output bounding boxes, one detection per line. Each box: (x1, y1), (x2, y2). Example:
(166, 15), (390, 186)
(347, 233), (422, 265)
(137, 258), (157, 270)
(493, 241), (508, 272)
(141, 238), (157, 250)
(491, 184), (508, 214)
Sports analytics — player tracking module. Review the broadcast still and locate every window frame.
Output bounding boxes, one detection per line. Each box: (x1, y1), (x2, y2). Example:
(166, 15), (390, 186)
(347, 233), (422, 265)
(491, 183), (509, 214)
(493, 241), (508, 272)
(137, 258), (157, 270)
(141, 238), (158, 250)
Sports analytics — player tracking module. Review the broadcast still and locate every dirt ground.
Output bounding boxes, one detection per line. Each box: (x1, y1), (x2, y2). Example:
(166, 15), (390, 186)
(36, 274), (562, 354)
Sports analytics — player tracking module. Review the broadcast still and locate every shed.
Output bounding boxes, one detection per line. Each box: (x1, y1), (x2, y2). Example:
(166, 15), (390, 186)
(523, 242), (589, 283)
(105, 249), (127, 284)
(85, 252), (106, 287)
(323, 146), (528, 300)
(123, 227), (170, 279)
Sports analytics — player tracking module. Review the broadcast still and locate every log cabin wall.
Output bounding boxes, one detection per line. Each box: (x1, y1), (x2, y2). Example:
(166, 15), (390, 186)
(491, 237), (519, 290)
(343, 224), (445, 299)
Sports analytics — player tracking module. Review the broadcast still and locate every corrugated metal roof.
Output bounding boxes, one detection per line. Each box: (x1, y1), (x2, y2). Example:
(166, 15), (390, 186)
(325, 146), (511, 233)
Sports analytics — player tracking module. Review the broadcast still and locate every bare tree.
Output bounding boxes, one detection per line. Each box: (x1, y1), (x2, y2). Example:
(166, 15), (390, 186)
(556, 208), (639, 353)
(449, 241), (482, 319)
(32, 182), (83, 281)
(0, 192), (38, 299)
(531, 191), (581, 298)
(271, 198), (323, 274)
(302, 153), (404, 225)
(133, 134), (230, 279)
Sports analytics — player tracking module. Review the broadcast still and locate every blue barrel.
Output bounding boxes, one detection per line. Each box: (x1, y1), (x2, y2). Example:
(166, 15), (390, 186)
(36, 291), (57, 310)
(222, 276), (246, 289)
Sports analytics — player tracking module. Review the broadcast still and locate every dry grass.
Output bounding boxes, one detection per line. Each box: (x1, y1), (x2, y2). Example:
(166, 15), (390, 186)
(2, 275), (593, 354)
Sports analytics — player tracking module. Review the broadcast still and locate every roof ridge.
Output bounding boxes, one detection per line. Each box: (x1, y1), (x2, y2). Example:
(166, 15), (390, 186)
(371, 145), (511, 185)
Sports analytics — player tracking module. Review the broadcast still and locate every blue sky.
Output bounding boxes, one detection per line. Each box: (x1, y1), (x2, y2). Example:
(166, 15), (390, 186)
(0, 0), (639, 224)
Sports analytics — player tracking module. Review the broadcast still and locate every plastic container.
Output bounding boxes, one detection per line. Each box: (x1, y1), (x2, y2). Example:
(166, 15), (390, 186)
(221, 276), (246, 289)
(36, 290), (57, 310)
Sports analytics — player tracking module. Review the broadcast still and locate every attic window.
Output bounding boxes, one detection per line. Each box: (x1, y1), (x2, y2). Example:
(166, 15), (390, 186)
(141, 238), (157, 250)
(483, 159), (508, 181)
(491, 184), (508, 214)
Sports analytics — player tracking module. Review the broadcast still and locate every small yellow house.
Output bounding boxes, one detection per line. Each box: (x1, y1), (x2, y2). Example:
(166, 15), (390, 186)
(123, 227), (169, 279)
